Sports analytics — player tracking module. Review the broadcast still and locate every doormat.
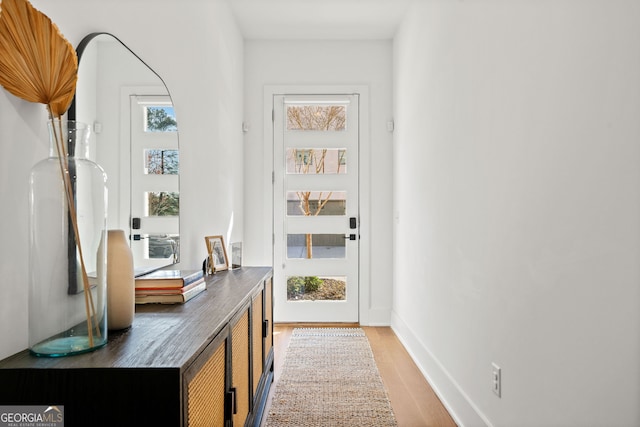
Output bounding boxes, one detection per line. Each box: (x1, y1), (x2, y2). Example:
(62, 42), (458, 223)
(265, 328), (397, 426)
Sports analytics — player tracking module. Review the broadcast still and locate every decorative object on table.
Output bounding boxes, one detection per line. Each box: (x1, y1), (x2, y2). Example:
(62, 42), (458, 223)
(106, 230), (134, 330)
(0, 0), (108, 356)
(202, 256), (211, 276)
(230, 242), (242, 269)
(134, 269), (206, 304)
(135, 269), (203, 289)
(204, 235), (229, 272)
(134, 281), (206, 304)
(29, 119), (108, 355)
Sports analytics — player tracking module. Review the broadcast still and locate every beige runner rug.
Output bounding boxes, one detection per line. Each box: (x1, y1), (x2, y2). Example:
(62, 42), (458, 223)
(265, 328), (397, 426)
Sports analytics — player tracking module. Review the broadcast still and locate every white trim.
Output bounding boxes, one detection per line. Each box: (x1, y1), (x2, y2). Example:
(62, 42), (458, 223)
(133, 95), (173, 106)
(263, 85), (371, 325)
(283, 97), (352, 105)
(391, 311), (491, 427)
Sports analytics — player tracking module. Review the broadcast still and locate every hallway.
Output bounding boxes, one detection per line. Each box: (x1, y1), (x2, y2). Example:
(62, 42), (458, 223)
(263, 325), (457, 426)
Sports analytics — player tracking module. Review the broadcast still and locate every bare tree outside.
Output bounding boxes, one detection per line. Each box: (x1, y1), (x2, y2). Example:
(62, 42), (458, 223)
(287, 105), (345, 131)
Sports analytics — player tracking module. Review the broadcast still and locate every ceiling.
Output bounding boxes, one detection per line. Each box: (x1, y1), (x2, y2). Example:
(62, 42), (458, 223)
(229, 0), (413, 40)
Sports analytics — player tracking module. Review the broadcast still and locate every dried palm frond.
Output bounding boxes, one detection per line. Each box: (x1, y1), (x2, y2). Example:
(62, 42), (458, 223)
(0, 0), (77, 117)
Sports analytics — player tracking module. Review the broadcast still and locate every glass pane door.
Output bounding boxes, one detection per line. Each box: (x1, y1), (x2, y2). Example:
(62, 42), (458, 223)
(273, 94), (359, 322)
(130, 95), (180, 272)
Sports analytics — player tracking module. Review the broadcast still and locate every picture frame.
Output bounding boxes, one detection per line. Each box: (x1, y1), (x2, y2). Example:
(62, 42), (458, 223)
(204, 235), (229, 272)
(230, 242), (242, 269)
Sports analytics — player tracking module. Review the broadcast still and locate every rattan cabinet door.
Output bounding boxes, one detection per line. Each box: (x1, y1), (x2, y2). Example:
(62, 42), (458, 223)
(252, 288), (264, 397)
(184, 327), (228, 427)
(231, 307), (251, 427)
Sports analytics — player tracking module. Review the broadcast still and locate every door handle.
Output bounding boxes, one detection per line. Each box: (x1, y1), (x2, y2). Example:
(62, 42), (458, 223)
(344, 234), (357, 241)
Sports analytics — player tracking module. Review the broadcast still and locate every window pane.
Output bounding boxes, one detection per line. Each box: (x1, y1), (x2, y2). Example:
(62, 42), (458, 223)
(287, 191), (346, 216)
(286, 148), (347, 174)
(287, 234), (345, 259)
(145, 106), (177, 132)
(286, 276), (346, 301)
(144, 234), (179, 260)
(286, 105), (346, 131)
(145, 149), (179, 175)
(147, 191), (179, 216)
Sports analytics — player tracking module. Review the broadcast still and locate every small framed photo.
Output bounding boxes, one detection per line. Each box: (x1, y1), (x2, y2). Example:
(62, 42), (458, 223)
(205, 235), (229, 272)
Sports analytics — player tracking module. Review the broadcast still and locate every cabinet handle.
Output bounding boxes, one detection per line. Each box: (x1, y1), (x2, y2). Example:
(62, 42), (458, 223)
(262, 320), (269, 338)
(231, 387), (237, 414)
(226, 387), (237, 416)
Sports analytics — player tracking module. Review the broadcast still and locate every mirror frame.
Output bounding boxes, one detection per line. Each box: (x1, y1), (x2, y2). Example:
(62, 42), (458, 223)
(69, 32), (180, 276)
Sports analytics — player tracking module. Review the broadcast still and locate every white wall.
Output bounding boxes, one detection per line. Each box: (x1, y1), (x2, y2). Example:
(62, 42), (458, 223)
(0, 0), (244, 360)
(392, 1), (640, 426)
(243, 40), (394, 324)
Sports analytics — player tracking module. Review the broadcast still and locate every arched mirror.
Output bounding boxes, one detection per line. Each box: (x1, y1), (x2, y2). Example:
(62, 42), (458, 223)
(69, 33), (180, 276)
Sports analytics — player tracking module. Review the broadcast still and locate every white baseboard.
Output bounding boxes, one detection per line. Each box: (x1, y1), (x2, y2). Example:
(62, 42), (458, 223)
(390, 311), (491, 427)
(361, 307), (392, 326)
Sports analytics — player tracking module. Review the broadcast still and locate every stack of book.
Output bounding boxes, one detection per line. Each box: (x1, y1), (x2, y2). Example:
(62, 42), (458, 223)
(135, 269), (206, 304)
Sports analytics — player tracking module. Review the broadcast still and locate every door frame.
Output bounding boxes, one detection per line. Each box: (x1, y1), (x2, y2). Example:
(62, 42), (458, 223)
(263, 85), (372, 324)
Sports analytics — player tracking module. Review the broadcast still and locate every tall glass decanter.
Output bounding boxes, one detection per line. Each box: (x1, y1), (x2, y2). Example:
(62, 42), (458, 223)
(28, 120), (108, 357)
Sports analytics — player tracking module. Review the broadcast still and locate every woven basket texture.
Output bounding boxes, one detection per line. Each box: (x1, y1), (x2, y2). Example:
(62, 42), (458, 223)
(265, 328), (397, 426)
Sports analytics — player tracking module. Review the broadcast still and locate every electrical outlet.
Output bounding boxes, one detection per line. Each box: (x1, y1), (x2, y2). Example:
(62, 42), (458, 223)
(492, 363), (501, 397)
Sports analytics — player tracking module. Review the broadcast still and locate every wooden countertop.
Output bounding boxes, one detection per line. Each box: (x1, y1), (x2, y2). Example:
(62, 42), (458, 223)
(0, 267), (272, 371)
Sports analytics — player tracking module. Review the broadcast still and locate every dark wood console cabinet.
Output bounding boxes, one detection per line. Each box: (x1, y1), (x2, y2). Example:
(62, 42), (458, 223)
(0, 267), (274, 427)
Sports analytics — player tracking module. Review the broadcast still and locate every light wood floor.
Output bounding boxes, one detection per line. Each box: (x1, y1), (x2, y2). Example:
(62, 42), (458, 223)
(262, 324), (457, 427)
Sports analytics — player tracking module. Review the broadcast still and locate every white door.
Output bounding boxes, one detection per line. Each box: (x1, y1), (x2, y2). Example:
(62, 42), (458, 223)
(273, 94), (360, 322)
(129, 95), (179, 272)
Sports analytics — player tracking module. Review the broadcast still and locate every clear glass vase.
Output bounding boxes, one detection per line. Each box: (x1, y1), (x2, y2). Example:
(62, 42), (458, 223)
(28, 120), (108, 357)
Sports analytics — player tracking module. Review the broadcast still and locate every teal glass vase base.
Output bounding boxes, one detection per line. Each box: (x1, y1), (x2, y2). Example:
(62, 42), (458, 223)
(30, 335), (108, 358)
